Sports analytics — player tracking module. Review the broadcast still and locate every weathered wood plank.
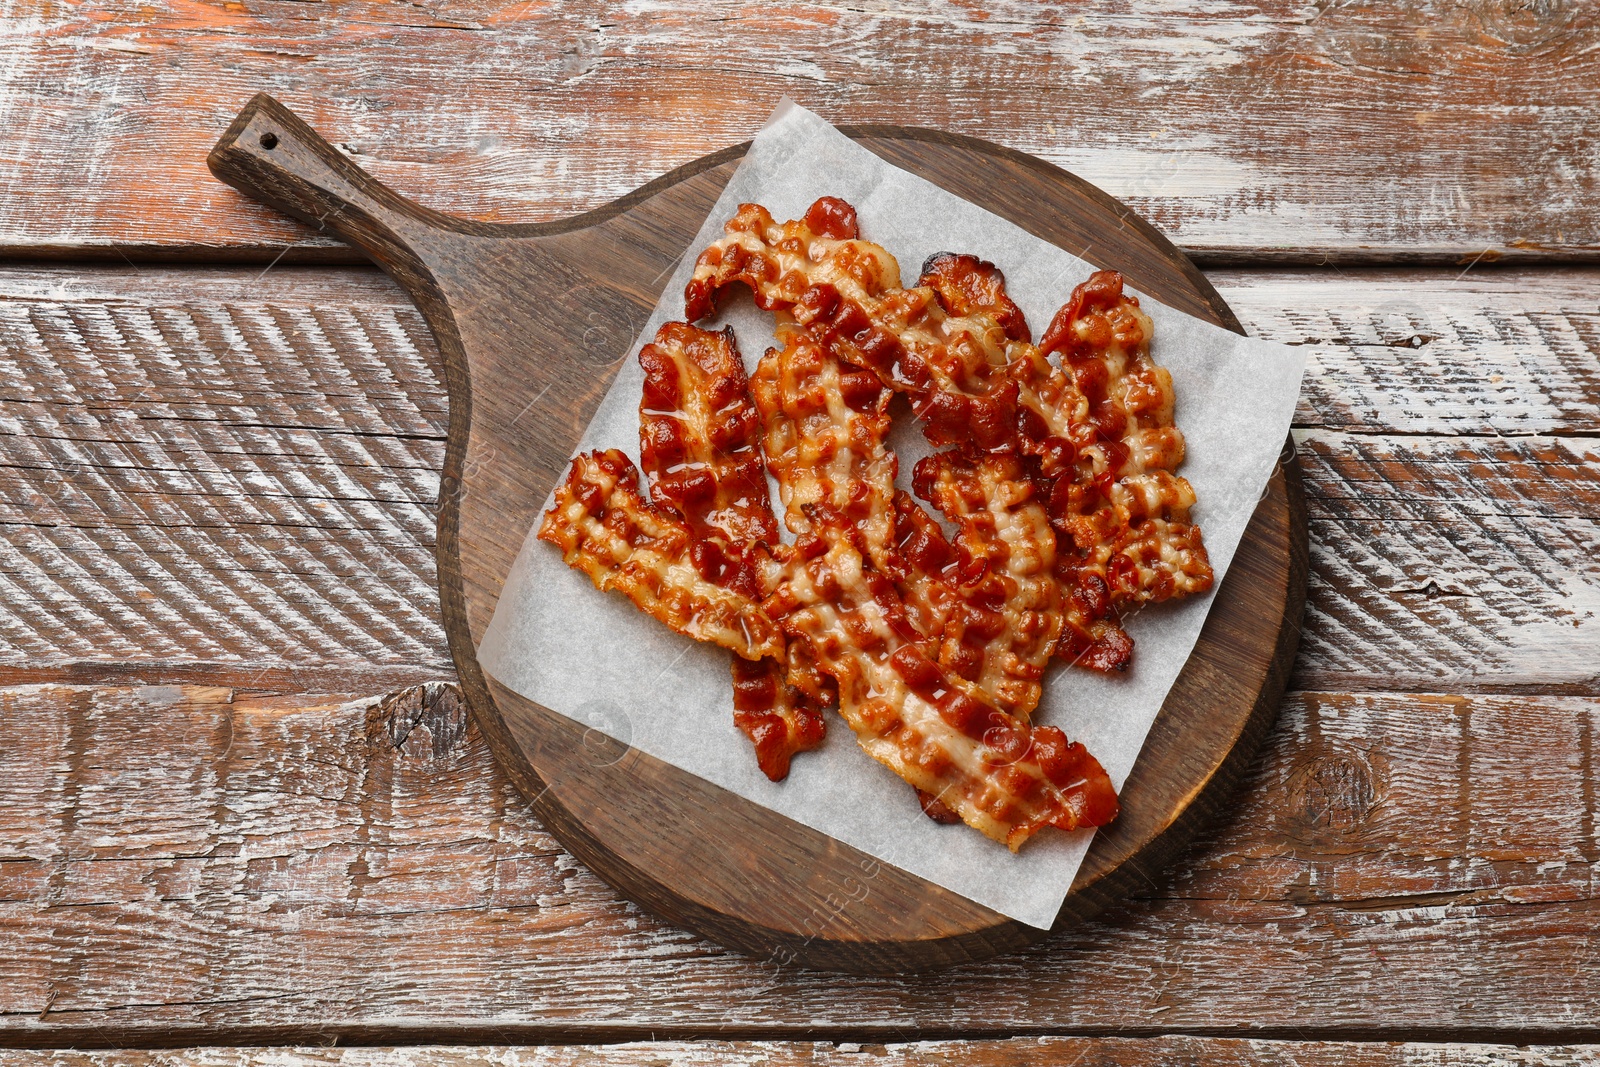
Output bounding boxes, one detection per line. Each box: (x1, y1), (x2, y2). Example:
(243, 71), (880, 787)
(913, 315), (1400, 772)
(1, 1038), (1597, 1066)
(0, 3), (1595, 261)
(1, 684), (1596, 1041)
(12, 265), (1600, 438)
(0, 266), (448, 674)
(3, 265), (1597, 692)
(1297, 431), (1600, 693)
(1217, 268), (1600, 437)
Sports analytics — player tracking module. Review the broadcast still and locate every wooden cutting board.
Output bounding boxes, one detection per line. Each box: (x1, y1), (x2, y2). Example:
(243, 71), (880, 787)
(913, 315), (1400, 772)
(208, 93), (1307, 974)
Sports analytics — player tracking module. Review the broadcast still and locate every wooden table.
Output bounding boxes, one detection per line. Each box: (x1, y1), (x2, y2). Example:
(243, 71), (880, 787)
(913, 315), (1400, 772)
(2, 3), (1598, 1064)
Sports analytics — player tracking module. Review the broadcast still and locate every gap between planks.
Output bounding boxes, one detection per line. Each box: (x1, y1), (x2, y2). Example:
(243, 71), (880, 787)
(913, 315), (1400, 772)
(1, 1036), (1600, 1062)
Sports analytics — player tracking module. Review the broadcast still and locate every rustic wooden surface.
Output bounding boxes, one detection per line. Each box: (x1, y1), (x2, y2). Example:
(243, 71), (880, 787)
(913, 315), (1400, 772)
(2, 260), (1597, 1054)
(2, 0), (1598, 1059)
(2, 264), (1591, 696)
(1, 1041), (1599, 1066)
(0, 1), (1597, 263)
(198, 94), (1305, 970)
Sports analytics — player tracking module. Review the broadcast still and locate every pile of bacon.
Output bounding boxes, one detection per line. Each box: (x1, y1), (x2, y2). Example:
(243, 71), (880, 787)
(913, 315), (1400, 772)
(537, 196), (1214, 850)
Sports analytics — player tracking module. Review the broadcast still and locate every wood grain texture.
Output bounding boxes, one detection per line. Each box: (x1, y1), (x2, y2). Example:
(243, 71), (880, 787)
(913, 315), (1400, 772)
(0, 266), (448, 675)
(3, 684), (1598, 1043)
(3, 260), (1587, 694)
(1297, 431), (1600, 694)
(0, 1), (1596, 262)
(3, 1039), (1599, 1066)
(1, 264), (1595, 697)
(1219, 267), (1600, 437)
(198, 94), (1303, 971)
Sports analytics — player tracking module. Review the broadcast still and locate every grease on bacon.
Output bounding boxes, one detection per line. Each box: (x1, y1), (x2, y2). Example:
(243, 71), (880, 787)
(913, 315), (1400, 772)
(749, 328), (898, 572)
(538, 196), (1219, 848)
(748, 324), (1116, 846)
(537, 449), (783, 662)
(1038, 272), (1215, 607)
(766, 535), (1119, 849)
(912, 450), (1063, 718)
(635, 321), (827, 782)
(638, 322), (776, 545)
(687, 200), (1029, 453)
(730, 653), (827, 783)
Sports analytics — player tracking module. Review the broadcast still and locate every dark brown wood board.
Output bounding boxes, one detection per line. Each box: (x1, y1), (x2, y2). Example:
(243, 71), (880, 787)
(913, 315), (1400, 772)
(205, 93), (1307, 973)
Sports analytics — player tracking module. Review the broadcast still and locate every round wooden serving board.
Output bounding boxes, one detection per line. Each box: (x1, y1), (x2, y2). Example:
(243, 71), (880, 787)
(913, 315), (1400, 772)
(208, 94), (1307, 974)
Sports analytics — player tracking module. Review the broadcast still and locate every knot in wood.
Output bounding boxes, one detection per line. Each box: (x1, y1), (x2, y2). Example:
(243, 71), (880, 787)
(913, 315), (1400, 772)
(368, 682), (468, 761)
(1468, 0), (1583, 53)
(1289, 752), (1377, 838)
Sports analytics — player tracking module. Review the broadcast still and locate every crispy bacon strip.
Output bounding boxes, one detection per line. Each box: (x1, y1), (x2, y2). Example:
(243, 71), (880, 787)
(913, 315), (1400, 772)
(537, 449), (784, 661)
(685, 202), (1212, 663)
(749, 328), (898, 572)
(745, 324), (1116, 844)
(638, 322), (776, 544)
(749, 331), (978, 703)
(1039, 272), (1214, 606)
(686, 200), (1029, 452)
(635, 322), (826, 781)
(912, 451), (1062, 718)
(767, 538), (1118, 849)
(886, 490), (962, 660)
(918, 252), (1031, 343)
(730, 653), (827, 782)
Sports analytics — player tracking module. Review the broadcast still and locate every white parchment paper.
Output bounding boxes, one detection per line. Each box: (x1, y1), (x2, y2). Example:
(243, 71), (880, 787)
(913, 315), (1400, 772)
(477, 101), (1307, 929)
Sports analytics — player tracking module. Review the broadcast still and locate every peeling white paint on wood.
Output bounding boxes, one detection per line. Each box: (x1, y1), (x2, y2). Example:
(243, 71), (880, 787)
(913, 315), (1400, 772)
(2, 265), (1598, 693)
(2, 1037), (1598, 1066)
(0, 685), (1596, 1038)
(1295, 430), (1600, 691)
(0, 1), (1594, 259)
(1220, 268), (1600, 436)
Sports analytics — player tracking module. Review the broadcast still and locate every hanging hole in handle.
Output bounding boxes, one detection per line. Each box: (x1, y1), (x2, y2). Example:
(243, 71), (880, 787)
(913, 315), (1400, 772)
(259, 132), (279, 150)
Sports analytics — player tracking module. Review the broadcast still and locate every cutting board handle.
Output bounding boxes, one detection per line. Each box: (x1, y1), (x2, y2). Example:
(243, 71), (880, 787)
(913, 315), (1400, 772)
(207, 93), (450, 271)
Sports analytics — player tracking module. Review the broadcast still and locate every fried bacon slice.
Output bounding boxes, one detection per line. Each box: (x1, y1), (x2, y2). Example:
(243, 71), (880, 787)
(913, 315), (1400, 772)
(635, 322), (826, 782)
(1038, 272), (1214, 606)
(911, 451), (1063, 718)
(684, 203), (1215, 622)
(745, 329), (1113, 838)
(730, 653), (827, 782)
(749, 328), (898, 572)
(638, 322), (776, 545)
(886, 490), (962, 662)
(537, 449), (784, 661)
(746, 328), (1116, 845)
(686, 199), (1029, 453)
(918, 252), (1031, 343)
(767, 538), (1118, 849)
(749, 329), (1072, 719)
(749, 331), (981, 698)
(747, 330), (958, 786)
